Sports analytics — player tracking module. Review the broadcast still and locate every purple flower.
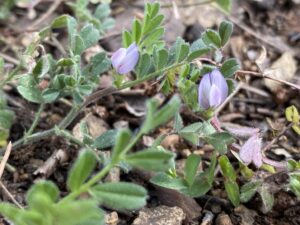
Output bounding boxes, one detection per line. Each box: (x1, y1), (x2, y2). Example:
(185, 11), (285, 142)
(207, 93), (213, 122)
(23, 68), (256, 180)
(111, 43), (139, 74)
(240, 134), (263, 168)
(198, 69), (228, 110)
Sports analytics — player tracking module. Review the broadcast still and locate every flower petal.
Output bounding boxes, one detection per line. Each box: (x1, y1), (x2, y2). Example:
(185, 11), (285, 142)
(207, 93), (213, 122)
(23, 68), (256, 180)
(198, 73), (212, 109)
(111, 48), (126, 71)
(209, 84), (222, 107)
(118, 45), (139, 74)
(252, 137), (262, 168)
(262, 157), (286, 169)
(240, 135), (256, 165)
(127, 42), (138, 54)
(210, 69), (228, 102)
(240, 134), (262, 167)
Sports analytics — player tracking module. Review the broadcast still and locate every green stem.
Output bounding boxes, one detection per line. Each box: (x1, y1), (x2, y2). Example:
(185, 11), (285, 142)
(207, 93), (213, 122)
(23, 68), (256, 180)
(9, 105), (79, 151)
(5, 62), (185, 153)
(60, 127), (144, 202)
(60, 163), (113, 203)
(0, 64), (22, 88)
(120, 62), (185, 89)
(25, 104), (45, 138)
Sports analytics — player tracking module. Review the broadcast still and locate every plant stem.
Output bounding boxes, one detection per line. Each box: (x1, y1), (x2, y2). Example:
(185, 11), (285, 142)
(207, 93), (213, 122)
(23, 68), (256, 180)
(60, 163), (113, 203)
(60, 127), (144, 202)
(8, 105), (79, 151)
(25, 104), (45, 138)
(4, 62), (185, 154)
(161, 0), (214, 8)
(0, 64), (22, 89)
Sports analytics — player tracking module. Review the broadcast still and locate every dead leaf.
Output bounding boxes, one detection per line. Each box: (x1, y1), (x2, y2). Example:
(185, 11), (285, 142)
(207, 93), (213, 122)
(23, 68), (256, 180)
(72, 113), (109, 140)
(264, 51), (297, 92)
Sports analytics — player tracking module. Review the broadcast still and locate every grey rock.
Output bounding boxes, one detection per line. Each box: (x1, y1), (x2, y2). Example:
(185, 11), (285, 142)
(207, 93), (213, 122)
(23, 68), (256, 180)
(132, 206), (186, 225)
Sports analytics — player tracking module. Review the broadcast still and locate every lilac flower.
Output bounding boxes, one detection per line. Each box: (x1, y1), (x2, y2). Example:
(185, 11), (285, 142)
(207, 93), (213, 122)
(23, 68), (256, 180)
(111, 43), (139, 74)
(239, 134), (263, 168)
(198, 69), (228, 110)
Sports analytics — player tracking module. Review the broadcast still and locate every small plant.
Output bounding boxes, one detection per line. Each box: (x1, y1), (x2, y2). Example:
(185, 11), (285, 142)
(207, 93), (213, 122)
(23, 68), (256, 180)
(0, 1), (299, 224)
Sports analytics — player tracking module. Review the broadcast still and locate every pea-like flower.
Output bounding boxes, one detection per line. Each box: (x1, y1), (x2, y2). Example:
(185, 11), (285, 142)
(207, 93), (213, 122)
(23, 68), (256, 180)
(239, 133), (263, 168)
(111, 43), (139, 74)
(198, 69), (228, 110)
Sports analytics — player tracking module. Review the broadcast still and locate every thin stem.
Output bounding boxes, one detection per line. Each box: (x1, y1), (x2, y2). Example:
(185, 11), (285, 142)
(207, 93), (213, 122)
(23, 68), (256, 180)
(0, 64), (22, 88)
(60, 163), (113, 203)
(25, 104), (45, 138)
(120, 62), (185, 89)
(5, 62), (185, 154)
(262, 123), (294, 152)
(55, 128), (86, 148)
(160, 0), (214, 8)
(237, 70), (300, 91)
(60, 127), (144, 203)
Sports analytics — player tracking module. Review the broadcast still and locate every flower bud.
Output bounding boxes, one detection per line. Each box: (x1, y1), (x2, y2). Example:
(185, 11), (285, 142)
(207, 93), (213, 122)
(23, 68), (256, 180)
(111, 43), (139, 74)
(198, 69), (228, 110)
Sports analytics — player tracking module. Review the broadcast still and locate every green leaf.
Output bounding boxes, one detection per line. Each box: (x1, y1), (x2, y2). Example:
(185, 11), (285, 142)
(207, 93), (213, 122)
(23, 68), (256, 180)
(216, 0), (232, 13)
(206, 132), (234, 154)
(240, 181), (262, 203)
(122, 30), (133, 48)
(90, 182), (147, 211)
(15, 210), (44, 225)
(32, 55), (50, 78)
(51, 14), (70, 28)
(225, 180), (240, 207)
(94, 3), (111, 20)
(83, 52), (111, 77)
(94, 129), (118, 149)
(80, 24), (100, 49)
(27, 181), (59, 205)
(219, 155), (236, 180)
(187, 39), (210, 61)
(111, 129), (131, 163)
(0, 109), (14, 130)
(154, 48), (168, 70)
(150, 2), (160, 18)
(42, 89), (60, 103)
(185, 173), (212, 197)
(144, 14), (164, 34)
(56, 58), (75, 67)
(258, 184), (274, 213)
(17, 80), (43, 104)
(151, 173), (187, 190)
(101, 18), (115, 31)
(0, 203), (22, 224)
(78, 84), (93, 96)
(143, 96), (181, 133)
(289, 174), (300, 198)
(67, 149), (98, 192)
(184, 154), (201, 186)
(54, 200), (104, 225)
(125, 147), (175, 172)
(285, 105), (299, 124)
(220, 58), (240, 77)
(67, 16), (78, 48)
(178, 122), (203, 145)
(177, 43), (190, 63)
(135, 53), (152, 78)
(202, 29), (222, 48)
(219, 20), (233, 46)
(141, 27), (164, 49)
(72, 34), (85, 55)
(173, 113), (183, 132)
(132, 19), (142, 44)
(184, 153), (216, 197)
